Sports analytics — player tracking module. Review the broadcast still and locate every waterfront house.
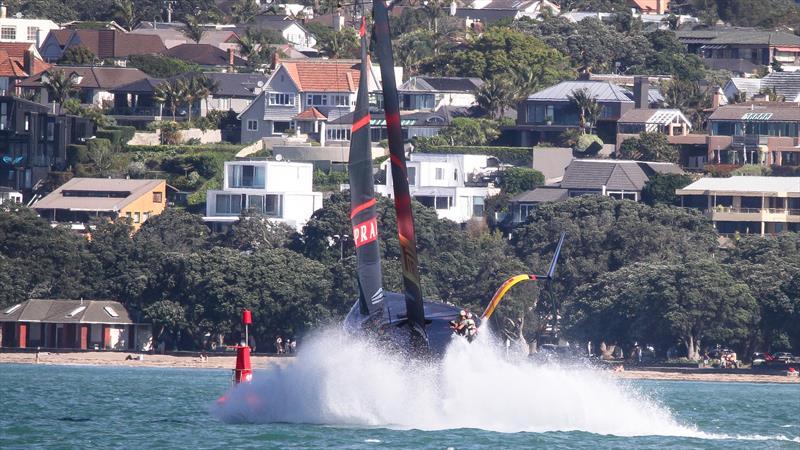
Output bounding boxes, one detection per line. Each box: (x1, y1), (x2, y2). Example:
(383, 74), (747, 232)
(200, 72), (268, 115)
(237, 58), (386, 143)
(0, 96), (93, 193)
(0, 299), (152, 351)
(376, 153), (499, 223)
(465, 0), (560, 18)
(560, 159), (683, 201)
(239, 16), (317, 52)
(33, 178), (167, 232)
(19, 66), (150, 107)
(0, 3), (59, 47)
(0, 185), (21, 204)
(0, 42), (48, 95)
(676, 28), (800, 75)
(39, 29), (166, 64)
(204, 159), (323, 232)
(131, 24), (241, 52)
(163, 44), (247, 69)
(676, 176), (800, 235)
(509, 80), (660, 146)
(723, 72), (800, 103)
(397, 76), (483, 111)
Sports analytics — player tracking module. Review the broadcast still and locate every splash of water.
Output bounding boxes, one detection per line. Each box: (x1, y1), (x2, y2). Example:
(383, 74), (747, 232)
(211, 329), (790, 441)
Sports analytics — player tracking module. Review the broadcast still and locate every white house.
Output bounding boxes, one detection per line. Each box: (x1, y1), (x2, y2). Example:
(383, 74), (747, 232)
(204, 159), (323, 231)
(398, 76), (483, 111)
(376, 153), (499, 223)
(0, 186), (22, 204)
(467, 0), (560, 18)
(0, 4), (59, 47)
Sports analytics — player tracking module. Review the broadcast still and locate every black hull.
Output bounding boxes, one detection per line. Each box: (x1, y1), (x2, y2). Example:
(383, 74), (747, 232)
(344, 293), (480, 357)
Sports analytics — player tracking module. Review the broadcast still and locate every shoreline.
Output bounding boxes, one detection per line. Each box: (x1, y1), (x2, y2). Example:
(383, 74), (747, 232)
(3, 351), (799, 383)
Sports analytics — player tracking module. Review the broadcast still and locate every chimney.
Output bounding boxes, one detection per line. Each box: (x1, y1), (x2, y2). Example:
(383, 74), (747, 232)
(0, 1), (6, 19)
(271, 51), (280, 70)
(23, 49), (32, 76)
(228, 48), (235, 67)
(656, 0), (667, 14)
(712, 89), (723, 109)
(634, 76), (649, 109)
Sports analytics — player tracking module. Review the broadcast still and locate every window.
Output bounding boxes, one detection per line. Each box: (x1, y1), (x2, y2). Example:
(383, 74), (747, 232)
(46, 121), (55, 141)
(435, 196), (452, 210)
(248, 194), (264, 212)
(3, 303), (21, 314)
(126, 212), (132, 222)
(27, 27), (38, 42)
(264, 194), (280, 215)
(326, 128), (351, 141)
(273, 121), (291, 133)
(67, 306), (87, 317)
(472, 196), (485, 217)
(269, 93), (295, 106)
(0, 102), (6, 130)
(519, 204), (536, 220)
(1, 26), (16, 40)
(215, 194), (243, 214)
(435, 167), (444, 180)
(307, 94), (327, 106)
(153, 192), (163, 203)
(143, 212), (150, 222)
(104, 306), (119, 318)
(407, 166), (416, 186)
(229, 165), (265, 188)
(331, 94), (350, 106)
(453, 169), (458, 181)
(24, 113), (29, 131)
(247, 120), (258, 131)
(134, 212), (141, 223)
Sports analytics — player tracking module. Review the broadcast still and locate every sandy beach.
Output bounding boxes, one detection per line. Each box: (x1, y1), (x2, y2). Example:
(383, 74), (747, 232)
(2, 351), (799, 383)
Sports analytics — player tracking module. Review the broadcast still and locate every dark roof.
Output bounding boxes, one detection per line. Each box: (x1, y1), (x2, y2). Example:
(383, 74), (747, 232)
(560, 159), (682, 191)
(760, 71), (800, 101)
(511, 187), (569, 203)
(676, 28), (800, 46)
(400, 76), (484, 93)
(454, 8), (520, 23)
(0, 299), (136, 324)
(111, 77), (164, 93)
(164, 43), (246, 66)
(203, 72), (267, 97)
(709, 104), (800, 122)
(55, 30), (167, 59)
(20, 66), (150, 90)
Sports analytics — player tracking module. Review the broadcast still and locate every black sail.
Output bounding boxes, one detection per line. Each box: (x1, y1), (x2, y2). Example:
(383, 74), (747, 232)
(372, 0), (429, 350)
(348, 17), (383, 316)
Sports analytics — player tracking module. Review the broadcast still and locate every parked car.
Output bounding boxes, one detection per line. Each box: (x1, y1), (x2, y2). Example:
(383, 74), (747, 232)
(751, 352), (771, 366)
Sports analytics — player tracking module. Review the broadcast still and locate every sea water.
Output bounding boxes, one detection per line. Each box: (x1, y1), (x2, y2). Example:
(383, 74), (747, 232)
(1, 329), (799, 449)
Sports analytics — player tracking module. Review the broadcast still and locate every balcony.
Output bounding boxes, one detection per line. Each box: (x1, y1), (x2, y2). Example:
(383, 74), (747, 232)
(707, 207), (800, 222)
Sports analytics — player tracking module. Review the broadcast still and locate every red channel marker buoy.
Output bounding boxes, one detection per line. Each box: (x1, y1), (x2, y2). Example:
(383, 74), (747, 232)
(234, 309), (253, 383)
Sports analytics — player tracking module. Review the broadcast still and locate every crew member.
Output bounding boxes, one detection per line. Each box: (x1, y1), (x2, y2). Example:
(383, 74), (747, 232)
(464, 312), (478, 342)
(451, 310), (468, 336)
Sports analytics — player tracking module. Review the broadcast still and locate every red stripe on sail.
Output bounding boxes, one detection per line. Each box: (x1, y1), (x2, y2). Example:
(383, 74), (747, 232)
(389, 154), (407, 176)
(350, 197), (376, 219)
(359, 17), (366, 37)
(351, 114), (370, 133)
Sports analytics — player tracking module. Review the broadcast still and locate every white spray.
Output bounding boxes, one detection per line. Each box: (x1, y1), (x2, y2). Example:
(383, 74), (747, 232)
(211, 328), (710, 437)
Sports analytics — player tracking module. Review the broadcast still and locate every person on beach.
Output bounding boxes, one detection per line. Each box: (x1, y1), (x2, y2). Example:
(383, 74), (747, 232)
(275, 336), (284, 354)
(285, 338), (292, 354)
(291, 339), (297, 353)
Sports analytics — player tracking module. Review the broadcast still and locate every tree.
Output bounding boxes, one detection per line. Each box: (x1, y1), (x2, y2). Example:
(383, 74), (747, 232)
(43, 69), (79, 105)
(617, 132), (679, 163)
(219, 209), (297, 252)
(181, 15), (205, 43)
(317, 27), (359, 59)
(58, 45), (97, 65)
(422, 27), (572, 84)
(229, 0), (261, 24)
(574, 259), (759, 360)
(498, 167), (544, 195)
(238, 27), (286, 69)
(128, 54), (201, 78)
(154, 80), (186, 121)
(474, 77), (516, 120)
(438, 118), (500, 146)
(641, 173), (693, 206)
(567, 88), (600, 134)
(114, 0), (140, 31)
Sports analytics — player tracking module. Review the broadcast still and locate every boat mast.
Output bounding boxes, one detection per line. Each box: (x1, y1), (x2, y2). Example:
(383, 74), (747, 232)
(372, 0), (429, 352)
(348, 0), (383, 316)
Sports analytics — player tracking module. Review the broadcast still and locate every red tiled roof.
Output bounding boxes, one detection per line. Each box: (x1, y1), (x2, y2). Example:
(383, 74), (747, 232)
(281, 59), (361, 92)
(294, 107), (327, 120)
(0, 47), (50, 79)
(0, 42), (37, 59)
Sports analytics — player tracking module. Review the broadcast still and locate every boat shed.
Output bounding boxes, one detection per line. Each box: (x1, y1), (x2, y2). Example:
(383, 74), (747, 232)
(0, 299), (152, 351)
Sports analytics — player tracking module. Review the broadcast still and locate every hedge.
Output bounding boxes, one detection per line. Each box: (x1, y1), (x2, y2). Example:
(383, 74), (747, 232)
(95, 129), (123, 148)
(107, 125), (136, 144)
(416, 146), (533, 166)
(124, 143), (246, 154)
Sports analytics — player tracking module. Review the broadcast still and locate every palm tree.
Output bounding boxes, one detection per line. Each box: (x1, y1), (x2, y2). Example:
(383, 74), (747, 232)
(154, 80), (185, 121)
(43, 69), (79, 106)
(229, 0), (261, 24)
(474, 77), (515, 120)
(114, 0), (140, 32)
(181, 15), (206, 44)
(190, 75), (219, 120)
(567, 88), (600, 134)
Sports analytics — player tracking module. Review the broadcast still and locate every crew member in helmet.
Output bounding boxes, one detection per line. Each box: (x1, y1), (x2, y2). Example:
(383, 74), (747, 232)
(450, 310), (468, 336)
(464, 312), (478, 342)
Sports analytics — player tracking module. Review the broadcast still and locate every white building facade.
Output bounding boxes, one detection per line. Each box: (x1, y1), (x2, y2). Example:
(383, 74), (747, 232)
(0, 12), (59, 47)
(377, 153), (498, 223)
(204, 159), (323, 231)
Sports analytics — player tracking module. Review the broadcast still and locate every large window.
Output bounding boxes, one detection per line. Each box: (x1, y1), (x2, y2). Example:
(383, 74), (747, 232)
(435, 196), (453, 210)
(407, 166), (416, 186)
(326, 128), (351, 141)
(402, 94), (435, 110)
(307, 94), (327, 106)
(247, 120), (258, 131)
(1, 26), (16, 40)
(519, 203), (535, 220)
(153, 192), (163, 203)
(435, 167), (444, 180)
(1, 102), (8, 130)
(27, 27), (38, 42)
(216, 194), (243, 215)
(269, 93), (295, 106)
(228, 165), (265, 188)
